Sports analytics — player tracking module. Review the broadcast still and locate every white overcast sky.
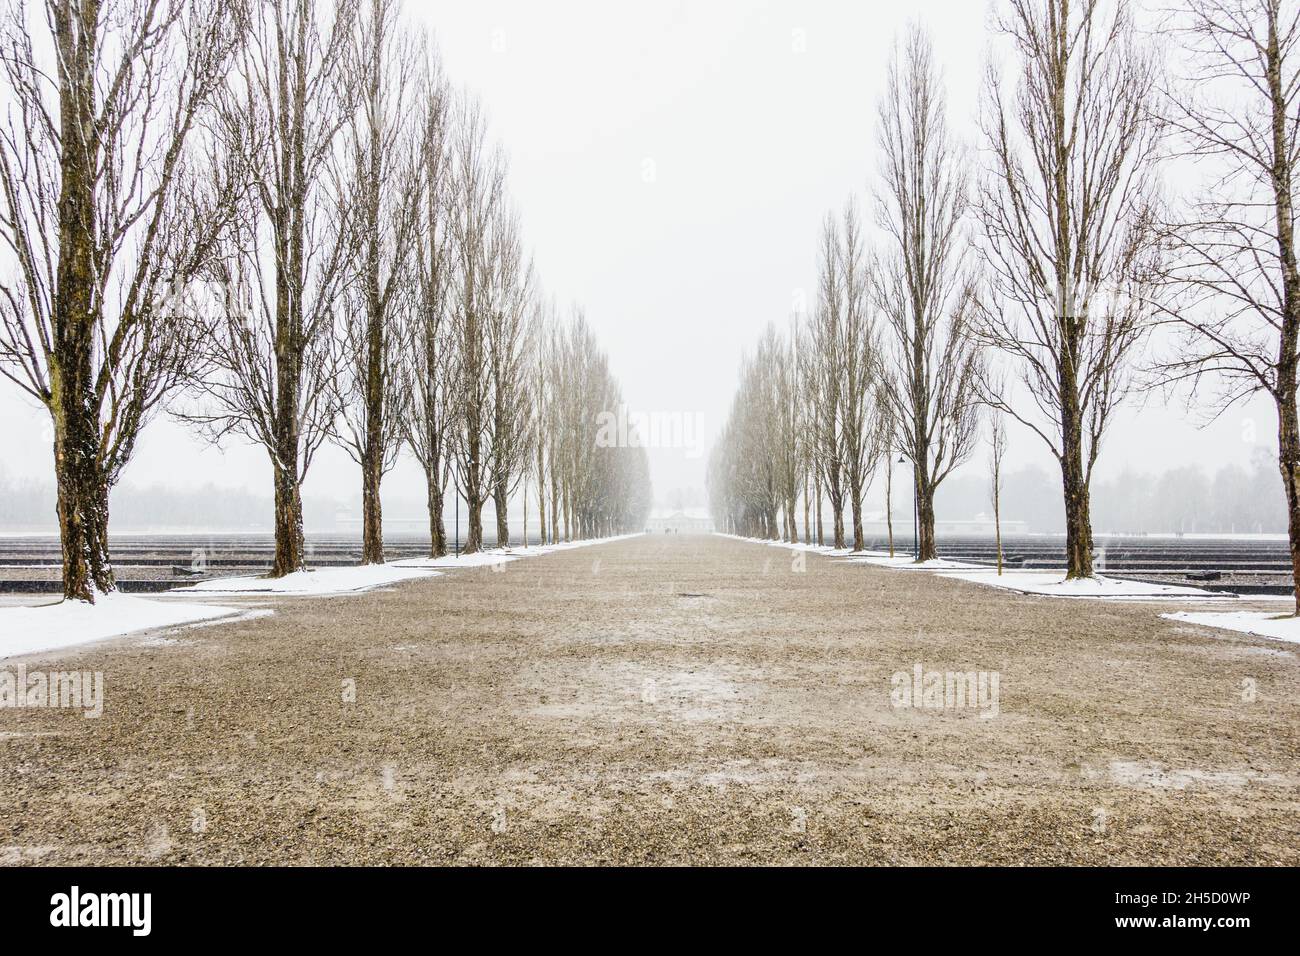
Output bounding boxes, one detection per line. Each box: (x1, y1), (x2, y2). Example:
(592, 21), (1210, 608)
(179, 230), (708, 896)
(0, 0), (1276, 510)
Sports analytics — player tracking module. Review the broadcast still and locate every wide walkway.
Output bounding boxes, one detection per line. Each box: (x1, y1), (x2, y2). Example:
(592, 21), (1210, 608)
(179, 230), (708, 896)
(1, 534), (1296, 864)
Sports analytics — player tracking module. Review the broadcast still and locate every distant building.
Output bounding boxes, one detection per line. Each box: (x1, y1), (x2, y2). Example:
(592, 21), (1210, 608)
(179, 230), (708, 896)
(646, 507), (714, 533)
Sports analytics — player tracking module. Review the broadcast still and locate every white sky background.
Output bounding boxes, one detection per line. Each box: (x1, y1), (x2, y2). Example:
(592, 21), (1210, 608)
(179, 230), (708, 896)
(0, 0), (1278, 515)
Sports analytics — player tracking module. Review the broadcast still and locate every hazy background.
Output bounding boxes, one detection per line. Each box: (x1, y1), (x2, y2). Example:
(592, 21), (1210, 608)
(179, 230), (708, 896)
(0, 0), (1280, 533)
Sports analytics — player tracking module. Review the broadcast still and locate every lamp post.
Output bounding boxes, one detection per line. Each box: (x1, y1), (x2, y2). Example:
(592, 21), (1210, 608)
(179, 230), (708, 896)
(897, 452), (918, 561)
(909, 460), (920, 564)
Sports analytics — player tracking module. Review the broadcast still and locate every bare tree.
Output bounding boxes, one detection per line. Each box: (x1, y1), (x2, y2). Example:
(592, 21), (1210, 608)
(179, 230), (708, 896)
(486, 203), (533, 548)
(0, 0), (247, 600)
(875, 25), (983, 563)
(561, 310), (652, 538)
(181, 0), (356, 577)
(988, 409), (1008, 574)
(792, 319), (815, 544)
(974, 0), (1158, 578)
(547, 313), (571, 543)
(529, 300), (558, 546)
(330, 0), (420, 565)
(401, 52), (453, 558)
(794, 316), (826, 545)
(810, 214), (848, 548)
(881, 406), (899, 557)
(774, 317), (801, 542)
(708, 351), (778, 539)
(836, 200), (888, 552)
(1151, 0), (1300, 611)
(446, 97), (506, 554)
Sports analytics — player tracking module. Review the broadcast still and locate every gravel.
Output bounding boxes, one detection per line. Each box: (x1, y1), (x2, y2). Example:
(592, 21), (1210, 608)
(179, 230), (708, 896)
(1, 533), (1296, 865)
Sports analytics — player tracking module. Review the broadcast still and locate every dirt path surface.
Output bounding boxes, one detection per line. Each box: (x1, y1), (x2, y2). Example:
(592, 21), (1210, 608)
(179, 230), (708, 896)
(2, 534), (1297, 865)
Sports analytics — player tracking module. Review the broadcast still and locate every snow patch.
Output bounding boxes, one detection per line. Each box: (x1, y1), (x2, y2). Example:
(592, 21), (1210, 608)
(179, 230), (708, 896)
(172, 563), (442, 595)
(173, 534), (641, 594)
(856, 555), (984, 571)
(937, 569), (1223, 598)
(1098, 760), (1289, 790)
(392, 533), (644, 569)
(1161, 610), (1300, 644)
(392, 551), (518, 569)
(715, 533), (860, 557)
(0, 592), (242, 659)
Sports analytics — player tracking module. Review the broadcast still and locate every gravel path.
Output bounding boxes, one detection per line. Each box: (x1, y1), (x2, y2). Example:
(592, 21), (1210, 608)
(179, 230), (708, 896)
(1, 533), (1296, 865)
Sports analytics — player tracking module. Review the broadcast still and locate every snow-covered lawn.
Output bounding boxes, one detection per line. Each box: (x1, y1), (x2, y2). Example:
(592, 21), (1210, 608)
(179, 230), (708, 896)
(174, 563), (442, 595)
(715, 533), (862, 557)
(391, 534), (648, 569)
(391, 551), (518, 569)
(718, 533), (1239, 602)
(0, 592), (243, 659)
(1162, 610), (1300, 643)
(177, 533), (643, 594)
(533, 532), (644, 551)
(854, 555), (983, 571)
(937, 569), (1228, 599)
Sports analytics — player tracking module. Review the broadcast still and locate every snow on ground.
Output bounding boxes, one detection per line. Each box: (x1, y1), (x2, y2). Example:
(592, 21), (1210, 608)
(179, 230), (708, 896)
(395, 533), (644, 568)
(0, 592), (242, 659)
(718, 532), (1233, 602)
(714, 533), (860, 557)
(393, 551), (518, 569)
(530, 533), (644, 551)
(1162, 610), (1300, 643)
(938, 569), (1227, 599)
(174, 563), (442, 595)
(178, 533), (643, 594)
(854, 555), (983, 571)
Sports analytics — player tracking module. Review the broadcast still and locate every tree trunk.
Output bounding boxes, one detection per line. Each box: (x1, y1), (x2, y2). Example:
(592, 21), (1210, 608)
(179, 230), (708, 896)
(52, 408), (114, 601)
(361, 442), (384, 564)
(802, 472), (811, 545)
(994, 483), (1003, 576)
(1059, 456), (1093, 578)
(851, 483), (865, 553)
(916, 470), (937, 562)
(814, 475), (824, 546)
(494, 477), (509, 548)
(425, 468), (446, 558)
(848, 458), (865, 552)
(272, 455), (306, 576)
(465, 486), (483, 554)
(359, 38), (386, 566)
(51, 3), (112, 602)
(1277, 389), (1300, 616)
(886, 463), (894, 558)
(830, 485), (845, 550)
(268, 318), (306, 575)
(1060, 394), (1093, 578)
(1268, 17), (1300, 615)
(549, 476), (559, 544)
(535, 449), (547, 546)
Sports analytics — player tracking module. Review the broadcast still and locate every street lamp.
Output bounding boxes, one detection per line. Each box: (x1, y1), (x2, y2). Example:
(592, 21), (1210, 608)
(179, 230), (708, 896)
(897, 452), (918, 562)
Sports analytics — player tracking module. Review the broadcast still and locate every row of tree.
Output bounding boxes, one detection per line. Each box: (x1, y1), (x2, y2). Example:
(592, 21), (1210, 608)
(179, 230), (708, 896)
(0, 0), (650, 602)
(711, 0), (1300, 615)
(709, 27), (980, 558)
